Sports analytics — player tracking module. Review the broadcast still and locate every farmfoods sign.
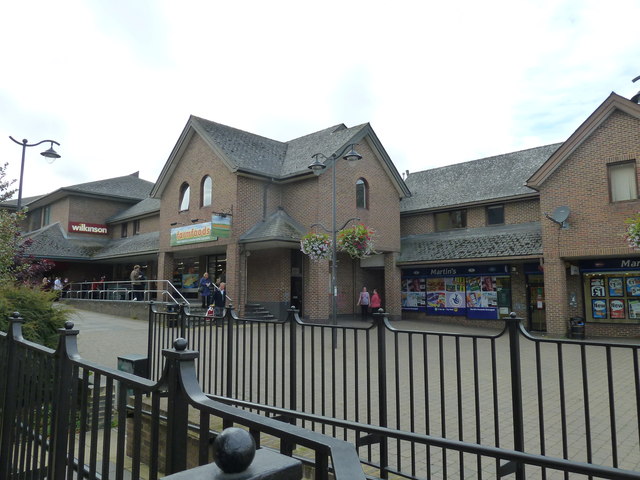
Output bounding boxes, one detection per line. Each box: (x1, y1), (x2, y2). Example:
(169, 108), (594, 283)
(170, 222), (217, 246)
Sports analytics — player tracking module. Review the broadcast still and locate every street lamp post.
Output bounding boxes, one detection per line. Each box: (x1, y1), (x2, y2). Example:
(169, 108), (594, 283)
(9, 136), (61, 211)
(308, 144), (362, 326)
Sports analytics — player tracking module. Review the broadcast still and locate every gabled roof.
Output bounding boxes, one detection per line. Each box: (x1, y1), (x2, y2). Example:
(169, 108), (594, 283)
(151, 117), (411, 198)
(527, 92), (640, 189)
(401, 144), (561, 213)
(239, 207), (305, 244)
(398, 222), (542, 263)
(106, 197), (161, 223)
(22, 223), (109, 260)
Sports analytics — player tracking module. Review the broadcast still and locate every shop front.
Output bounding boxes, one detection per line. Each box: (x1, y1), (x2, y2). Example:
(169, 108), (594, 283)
(401, 264), (512, 320)
(580, 258), (640, 325)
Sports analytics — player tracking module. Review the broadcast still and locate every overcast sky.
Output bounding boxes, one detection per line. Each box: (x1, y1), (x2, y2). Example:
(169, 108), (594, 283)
(1, 0), (639, 198)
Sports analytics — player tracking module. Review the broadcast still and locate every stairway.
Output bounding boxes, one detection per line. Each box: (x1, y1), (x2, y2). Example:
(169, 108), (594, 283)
(244, 303), (276, 320)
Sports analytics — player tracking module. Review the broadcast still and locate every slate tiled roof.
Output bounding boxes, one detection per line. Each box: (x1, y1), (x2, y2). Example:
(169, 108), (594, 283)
(22, 222), (159, 260)
(92, 231), (159, 259)
(239, 208), (306, 244)
(22, 223), (109, 260)
(191, 117), (369, 179)
(398, 222), (542, 263)
(62, 173), (154, 200)
(107, 197), (161, 222)
(401, 144), (562, 212)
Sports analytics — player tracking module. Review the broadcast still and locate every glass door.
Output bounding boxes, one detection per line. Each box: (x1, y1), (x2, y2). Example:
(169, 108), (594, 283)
(527, 274), (546, 331)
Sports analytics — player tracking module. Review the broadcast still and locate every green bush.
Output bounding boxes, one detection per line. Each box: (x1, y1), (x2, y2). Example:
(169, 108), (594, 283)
(0, 285), (70, 348)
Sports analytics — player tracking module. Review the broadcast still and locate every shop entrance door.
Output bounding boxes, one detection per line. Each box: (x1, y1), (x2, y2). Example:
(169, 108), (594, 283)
(527, 274), (546, 331)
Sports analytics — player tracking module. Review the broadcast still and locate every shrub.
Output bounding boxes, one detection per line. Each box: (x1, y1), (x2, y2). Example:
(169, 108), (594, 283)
(0, 285), (69, 348)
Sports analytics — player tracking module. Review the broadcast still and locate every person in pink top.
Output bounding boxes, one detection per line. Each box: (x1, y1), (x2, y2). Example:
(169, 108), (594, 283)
(370, 288), (382, 312)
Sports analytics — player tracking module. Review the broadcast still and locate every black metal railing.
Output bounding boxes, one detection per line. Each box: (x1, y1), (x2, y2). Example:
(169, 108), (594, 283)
(0, 312), (365, 479)
(146, 304), (640, 479)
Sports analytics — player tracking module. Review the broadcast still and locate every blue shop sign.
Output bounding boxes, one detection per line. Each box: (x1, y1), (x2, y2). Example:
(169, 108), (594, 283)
(402, 264), (508, 277)
(580, 258), (640, 272)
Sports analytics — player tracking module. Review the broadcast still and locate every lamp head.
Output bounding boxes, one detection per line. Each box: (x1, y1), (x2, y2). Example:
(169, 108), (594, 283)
(40, 142), (61, 162)
(342, 144), (362, 162)
(308, 154), (327, 176)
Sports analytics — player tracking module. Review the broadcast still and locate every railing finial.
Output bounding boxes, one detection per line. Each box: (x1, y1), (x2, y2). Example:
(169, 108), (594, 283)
(213, 427), (256, 473)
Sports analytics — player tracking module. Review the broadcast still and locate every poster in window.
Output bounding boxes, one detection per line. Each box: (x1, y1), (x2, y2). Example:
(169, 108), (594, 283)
(608, 277), (624, 297)
(590, 278), (606, 298)
(626, 277), (640, 297)
(592, 299), (607, 319)
(609, 299), (626, 319)
(427, 292), (445, 309)
(628, 299), (640, 319)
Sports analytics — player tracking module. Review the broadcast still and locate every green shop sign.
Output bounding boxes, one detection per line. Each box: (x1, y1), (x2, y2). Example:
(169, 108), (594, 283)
(170, 222), (217, 246)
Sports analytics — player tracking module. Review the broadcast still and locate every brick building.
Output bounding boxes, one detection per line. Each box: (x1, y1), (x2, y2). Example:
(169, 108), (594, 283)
(8, 92), (640, 336)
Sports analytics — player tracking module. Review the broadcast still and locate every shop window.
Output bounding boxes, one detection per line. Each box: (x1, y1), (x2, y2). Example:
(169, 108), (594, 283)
(201, 175), (212, 207)
(179, 183), (190, 211)
(435, 209), (466, 231)
(583, 272), (640, 324)
(133, 219), (140, 235)
(121, 223), (128, 238)
(486, 204), (505, 225)
(356, 178), (368, 209)
(608, 161), (637, 202)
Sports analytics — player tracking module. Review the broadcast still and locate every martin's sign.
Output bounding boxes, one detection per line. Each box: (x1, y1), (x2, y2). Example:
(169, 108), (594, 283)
(68, 222), (108, 235)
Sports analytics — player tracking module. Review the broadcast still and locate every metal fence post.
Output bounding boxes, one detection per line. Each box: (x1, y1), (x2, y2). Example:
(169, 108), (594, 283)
(178, 303), (187, 339)
(506, 313), (525, 480)
(0, 313), (24, 480)
(48, 321), (81, 480)
(288, 307), (298, 413)
(374, 309), (389, 479)
(146, 301), (155, 379)
(163, 338), (199, 474)
(224, 304), (235, 405)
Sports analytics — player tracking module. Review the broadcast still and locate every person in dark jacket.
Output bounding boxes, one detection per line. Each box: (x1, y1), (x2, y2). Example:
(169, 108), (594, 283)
(213, 282), (227, 316)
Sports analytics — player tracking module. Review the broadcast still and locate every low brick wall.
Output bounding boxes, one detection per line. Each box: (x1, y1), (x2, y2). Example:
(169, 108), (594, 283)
(61, 299), (151, 320)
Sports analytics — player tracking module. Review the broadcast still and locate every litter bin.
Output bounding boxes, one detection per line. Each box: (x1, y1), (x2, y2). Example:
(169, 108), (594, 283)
(569, 317), (585, 339)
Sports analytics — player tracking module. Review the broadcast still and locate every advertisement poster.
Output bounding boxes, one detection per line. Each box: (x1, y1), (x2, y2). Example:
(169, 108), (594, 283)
(590, 278), (606, 297)
(402, 278), (426, 311)
(182, 273), (199, 291)
(629, 299), (640, 319)
(426, 277), (465, 315)
(626, 277), (640, 297)
(608, 277), (624, 297)
(609, 299), (626, 319)
(466, 276), (499, 319)
(592, 299), (607, 319)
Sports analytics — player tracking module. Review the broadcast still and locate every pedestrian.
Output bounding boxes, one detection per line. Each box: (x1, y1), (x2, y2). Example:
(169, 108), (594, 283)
(370, 288), (382, 312)
(357, 286), (370, 320)
(53, 277), (63, 300)
(130, 265), (144, 301)
(41, 276), (50, 291)
(198, 272), (212, 308)
(213, 282), (227, 316)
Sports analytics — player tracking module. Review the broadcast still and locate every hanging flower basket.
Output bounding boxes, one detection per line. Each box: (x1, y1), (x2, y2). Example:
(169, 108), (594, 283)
(300, 232), (332, 261)
(625, 212), (640, 250)
(337, 224), (375, 259)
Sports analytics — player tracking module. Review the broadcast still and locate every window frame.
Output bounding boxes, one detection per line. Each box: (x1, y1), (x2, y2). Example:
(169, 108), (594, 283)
(435, 209), (467, 231)
(608, 160), (638, 203)
(201, 175), (212, 207)
(179, 183), (191, 211)
(133, 219), (141, 235)
(356, 178), (369, 210)
(486, 204), (505, 226)
(121, 223), (128, 238)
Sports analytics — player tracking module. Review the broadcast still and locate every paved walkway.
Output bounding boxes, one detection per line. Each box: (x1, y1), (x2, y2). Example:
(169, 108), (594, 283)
(65, 306), (640, 479)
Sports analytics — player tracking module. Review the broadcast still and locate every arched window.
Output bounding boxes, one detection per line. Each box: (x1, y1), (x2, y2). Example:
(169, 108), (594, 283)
(356, 178), (368, 209)
(179, 183), (190, 211)
(201, 175), (212, 207)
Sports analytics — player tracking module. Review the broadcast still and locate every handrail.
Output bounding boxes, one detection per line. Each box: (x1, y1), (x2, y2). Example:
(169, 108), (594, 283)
(63, 279), (190, 305)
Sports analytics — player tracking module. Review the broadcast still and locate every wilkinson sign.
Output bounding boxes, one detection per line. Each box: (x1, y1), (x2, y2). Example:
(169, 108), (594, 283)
(68, 222), (108, 235)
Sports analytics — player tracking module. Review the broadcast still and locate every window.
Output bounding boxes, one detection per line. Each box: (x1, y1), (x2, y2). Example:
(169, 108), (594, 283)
(609, 161), (637, 202)
(356, 178), (368, 209)
(41, 206), (51, 227)
(179, 183), (190, 211)
(133, 219), (140, 235)
(435, 210), (467, 231)
(486, 204), (505, 225)
(201, 176), (212, 207)
(121, 223), (128, 238)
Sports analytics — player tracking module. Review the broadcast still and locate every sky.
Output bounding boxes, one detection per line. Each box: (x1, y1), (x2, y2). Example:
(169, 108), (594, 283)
(1, 0), (639, 199)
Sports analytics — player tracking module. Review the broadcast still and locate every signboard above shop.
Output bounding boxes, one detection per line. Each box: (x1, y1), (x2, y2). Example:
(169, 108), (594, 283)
(68, 222), (108, 235)
(170, 222), (217, 246)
